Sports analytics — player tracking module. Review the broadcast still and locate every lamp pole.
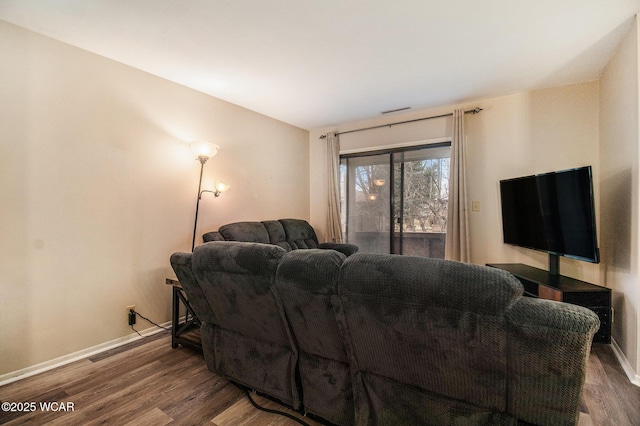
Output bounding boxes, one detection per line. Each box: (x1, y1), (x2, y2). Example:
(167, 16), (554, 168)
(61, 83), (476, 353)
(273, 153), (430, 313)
(191, 156), (207, 251)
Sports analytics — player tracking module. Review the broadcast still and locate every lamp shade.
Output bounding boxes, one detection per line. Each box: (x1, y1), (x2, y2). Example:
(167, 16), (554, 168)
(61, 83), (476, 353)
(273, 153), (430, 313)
(190, 140), (220, 160)
(215, 181), (230, 194)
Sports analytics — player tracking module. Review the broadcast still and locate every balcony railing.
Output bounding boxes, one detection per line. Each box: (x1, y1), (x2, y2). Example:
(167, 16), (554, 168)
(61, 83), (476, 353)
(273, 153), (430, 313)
(352, 231), (446, 258)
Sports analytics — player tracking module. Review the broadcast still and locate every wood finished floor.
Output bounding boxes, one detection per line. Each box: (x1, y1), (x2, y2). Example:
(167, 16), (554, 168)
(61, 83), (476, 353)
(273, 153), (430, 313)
(0, 331), (638, 425)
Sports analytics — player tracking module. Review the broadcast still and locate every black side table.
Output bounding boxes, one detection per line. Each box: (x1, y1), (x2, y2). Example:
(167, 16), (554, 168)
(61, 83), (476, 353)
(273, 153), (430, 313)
(166, 278), (202, 351)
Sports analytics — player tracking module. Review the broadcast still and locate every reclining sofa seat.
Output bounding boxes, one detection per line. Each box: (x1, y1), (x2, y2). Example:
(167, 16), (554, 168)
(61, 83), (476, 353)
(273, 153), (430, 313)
(171, 241), (301, 409)
(202, 218), (358, 257)
(334, 253), (600, 426)
(274, 249), (354, 425)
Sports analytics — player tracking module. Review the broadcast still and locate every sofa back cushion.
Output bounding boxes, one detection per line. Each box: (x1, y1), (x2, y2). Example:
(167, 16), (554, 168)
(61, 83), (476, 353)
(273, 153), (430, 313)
(335, 254), (523, 424)
(218, 221), (270, 243)
(261, 220), (293, 250)
(279, 218), (319, 249)
(275, 249), (353, 425)
(212, 219), (320, 251)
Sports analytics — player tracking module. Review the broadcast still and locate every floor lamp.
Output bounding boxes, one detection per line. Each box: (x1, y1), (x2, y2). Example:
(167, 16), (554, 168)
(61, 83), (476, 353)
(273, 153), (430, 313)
(190, 141), (229, 251)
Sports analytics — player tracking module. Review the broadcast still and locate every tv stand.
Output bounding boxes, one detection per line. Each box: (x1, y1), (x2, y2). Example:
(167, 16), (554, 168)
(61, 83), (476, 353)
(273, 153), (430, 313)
(487, 263), (611, 344)
(548, 253), (559, 276)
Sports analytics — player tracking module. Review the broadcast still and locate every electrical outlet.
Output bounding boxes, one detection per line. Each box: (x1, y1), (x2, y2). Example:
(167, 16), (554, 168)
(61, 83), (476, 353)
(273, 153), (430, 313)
(126, 305), (136, 325)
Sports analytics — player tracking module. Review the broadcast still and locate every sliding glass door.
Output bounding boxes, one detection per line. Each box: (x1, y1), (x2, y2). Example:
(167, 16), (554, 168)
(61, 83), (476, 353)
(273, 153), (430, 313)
(340, 143), (450, 257)
(341, 153), (392, 253)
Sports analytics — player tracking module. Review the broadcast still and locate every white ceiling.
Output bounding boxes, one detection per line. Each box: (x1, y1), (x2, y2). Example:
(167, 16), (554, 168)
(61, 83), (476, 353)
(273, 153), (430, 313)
(1, 1), (639, 130)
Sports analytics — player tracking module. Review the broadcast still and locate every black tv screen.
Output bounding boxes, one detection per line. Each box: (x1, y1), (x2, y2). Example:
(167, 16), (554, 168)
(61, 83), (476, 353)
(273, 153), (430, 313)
(499, 166), (599, 264)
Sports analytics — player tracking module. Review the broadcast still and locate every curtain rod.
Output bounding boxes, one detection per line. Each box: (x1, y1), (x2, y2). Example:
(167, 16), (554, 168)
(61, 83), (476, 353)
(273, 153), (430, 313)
(319, 107), (482, 139)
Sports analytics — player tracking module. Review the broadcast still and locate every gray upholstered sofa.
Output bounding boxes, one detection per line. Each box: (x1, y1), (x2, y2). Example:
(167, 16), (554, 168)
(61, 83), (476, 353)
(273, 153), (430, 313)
(170, 242), (599, 426)
(201, 218), (359, 257)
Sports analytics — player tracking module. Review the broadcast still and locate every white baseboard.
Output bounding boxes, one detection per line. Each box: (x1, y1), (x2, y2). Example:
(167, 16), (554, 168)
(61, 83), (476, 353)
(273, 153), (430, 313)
(610, 337), (640, 387)
(0, 321), (171, 386)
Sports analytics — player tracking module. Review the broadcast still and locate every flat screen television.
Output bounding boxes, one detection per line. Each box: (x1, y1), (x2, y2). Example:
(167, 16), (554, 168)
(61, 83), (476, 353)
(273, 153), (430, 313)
(499, 166), (599, 275)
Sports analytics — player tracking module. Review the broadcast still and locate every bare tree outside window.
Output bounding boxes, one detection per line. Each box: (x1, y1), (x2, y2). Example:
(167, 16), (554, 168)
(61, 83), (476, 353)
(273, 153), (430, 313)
(395, 158), (449, 233)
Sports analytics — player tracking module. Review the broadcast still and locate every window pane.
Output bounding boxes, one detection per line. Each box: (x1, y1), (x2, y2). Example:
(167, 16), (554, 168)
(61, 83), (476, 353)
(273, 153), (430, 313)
(341, 143), (451, 258)
(394, 146), (450, 257)
(342, 154), (391, 254)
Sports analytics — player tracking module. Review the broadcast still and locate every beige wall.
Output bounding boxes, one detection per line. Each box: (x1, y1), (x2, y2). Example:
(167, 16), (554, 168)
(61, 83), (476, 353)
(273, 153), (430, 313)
(0, 21), (309, 376)
(466, 82), (601, 285)
(599, 14), (640, 380)
(311, 73), (640, 381)
(311, 81), (601, 284)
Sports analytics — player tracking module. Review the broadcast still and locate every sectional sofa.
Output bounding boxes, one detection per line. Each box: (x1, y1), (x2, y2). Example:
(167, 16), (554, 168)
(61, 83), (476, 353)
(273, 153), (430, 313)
(170, 229), (599, 425)
(202, 218), (358, 257)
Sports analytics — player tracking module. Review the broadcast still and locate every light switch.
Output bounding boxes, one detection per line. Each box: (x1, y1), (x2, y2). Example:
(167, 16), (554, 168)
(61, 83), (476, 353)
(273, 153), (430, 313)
(472, 201), (480, 212)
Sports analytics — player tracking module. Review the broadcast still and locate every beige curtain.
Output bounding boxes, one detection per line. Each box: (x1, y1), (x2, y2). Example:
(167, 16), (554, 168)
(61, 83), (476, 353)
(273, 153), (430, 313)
(445, 109), (470, 262)
(326, 132), (344, 242)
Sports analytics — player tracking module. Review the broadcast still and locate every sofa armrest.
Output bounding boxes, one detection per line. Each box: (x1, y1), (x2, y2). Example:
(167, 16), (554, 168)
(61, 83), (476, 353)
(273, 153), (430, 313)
(505, 297), (599, 425)
(202, 231), (225, 243)
(169, 252), (218, 324)
(318, 242), (359, 257)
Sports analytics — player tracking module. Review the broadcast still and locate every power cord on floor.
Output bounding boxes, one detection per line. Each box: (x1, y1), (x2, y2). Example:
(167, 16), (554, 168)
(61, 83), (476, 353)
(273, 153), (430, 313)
(130, 309), (171, 337)
(233, 383), (311, 426)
